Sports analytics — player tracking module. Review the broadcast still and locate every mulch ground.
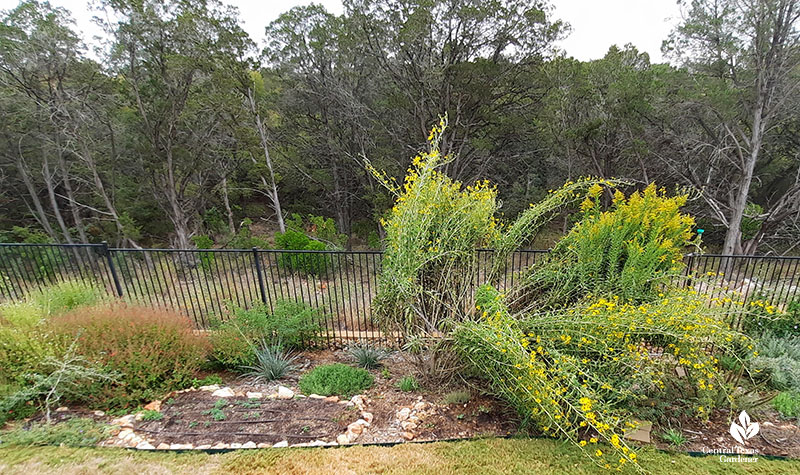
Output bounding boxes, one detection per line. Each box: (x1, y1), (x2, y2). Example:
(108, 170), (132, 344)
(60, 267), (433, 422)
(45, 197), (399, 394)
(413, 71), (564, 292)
(13, 348), (800, 458)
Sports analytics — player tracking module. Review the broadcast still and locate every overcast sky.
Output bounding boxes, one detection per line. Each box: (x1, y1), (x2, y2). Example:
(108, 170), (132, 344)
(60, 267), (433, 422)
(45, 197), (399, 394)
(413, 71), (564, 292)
(0, 0), (684, 63)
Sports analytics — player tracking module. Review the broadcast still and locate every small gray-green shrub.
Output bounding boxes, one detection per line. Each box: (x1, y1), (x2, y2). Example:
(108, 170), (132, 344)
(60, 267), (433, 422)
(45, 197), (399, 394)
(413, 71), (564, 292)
(751, 333), (800, 391)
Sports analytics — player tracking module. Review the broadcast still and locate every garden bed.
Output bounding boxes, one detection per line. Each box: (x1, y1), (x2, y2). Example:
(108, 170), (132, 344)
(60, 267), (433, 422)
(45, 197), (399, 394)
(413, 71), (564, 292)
(89, 348), (515, 450)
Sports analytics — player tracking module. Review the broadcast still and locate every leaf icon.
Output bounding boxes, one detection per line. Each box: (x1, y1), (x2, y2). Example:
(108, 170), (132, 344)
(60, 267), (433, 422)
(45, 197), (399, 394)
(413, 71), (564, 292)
(745, 422), (759, 440)
(739, 411), (751, 428)
(730, 421), (746, 445)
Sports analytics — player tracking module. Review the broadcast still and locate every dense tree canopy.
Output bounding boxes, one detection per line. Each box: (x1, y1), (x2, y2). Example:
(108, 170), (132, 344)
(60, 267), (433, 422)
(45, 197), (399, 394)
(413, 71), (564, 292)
(0, 0), (798, 254)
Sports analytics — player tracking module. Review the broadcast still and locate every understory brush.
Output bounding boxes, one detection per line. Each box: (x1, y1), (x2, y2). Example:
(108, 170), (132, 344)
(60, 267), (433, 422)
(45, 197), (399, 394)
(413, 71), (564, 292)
(209, 301), (322, 368)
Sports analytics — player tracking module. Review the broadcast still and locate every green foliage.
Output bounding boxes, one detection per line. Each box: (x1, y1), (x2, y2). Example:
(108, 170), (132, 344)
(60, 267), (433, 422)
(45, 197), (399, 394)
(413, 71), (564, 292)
(772, 391), (800, 420)
(750, 333), (800, 391)
(397, 375), (420, 392)
(240, 343), (298, 382)
(0, 337), (118, 424)
(191, 234), (216, 271)
(442, 390), (471, 405)
(742, 299), (800, 338)
(27, 281), (106, 317)
(209, 301), (322, 368)
(228, 219), (270, 249)
(518, 184), (698, 308)
(348, 342), (388, 369)
(51, 305), (209, 409)
(141, 410), (164, 421)
(660, 428), (687, 447)
(286, 213), (346, 248)
(274, 229), (328, 274)
(0, 417), (113, 447)
(298, 363), (373, 398)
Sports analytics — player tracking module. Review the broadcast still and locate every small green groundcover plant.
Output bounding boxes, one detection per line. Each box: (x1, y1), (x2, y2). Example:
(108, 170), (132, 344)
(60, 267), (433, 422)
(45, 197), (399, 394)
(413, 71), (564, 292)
(397, 375), (420, 392)
(298, 363), (373, 398)
(772, 391), (800, 420)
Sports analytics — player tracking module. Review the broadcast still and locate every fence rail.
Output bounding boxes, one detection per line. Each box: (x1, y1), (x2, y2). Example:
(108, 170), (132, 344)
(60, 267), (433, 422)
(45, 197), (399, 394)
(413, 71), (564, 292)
(1, 243), (798, 346)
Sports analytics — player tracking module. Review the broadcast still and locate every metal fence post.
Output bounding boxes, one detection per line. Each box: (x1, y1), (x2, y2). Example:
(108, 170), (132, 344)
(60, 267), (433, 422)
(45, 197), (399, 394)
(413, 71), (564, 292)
(252, 247), (268, 305)
(102, 241), (124, 297)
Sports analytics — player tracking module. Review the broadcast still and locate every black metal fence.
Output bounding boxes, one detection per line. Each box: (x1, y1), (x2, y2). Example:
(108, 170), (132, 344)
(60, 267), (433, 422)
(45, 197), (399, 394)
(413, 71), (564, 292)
(1, 243), (798, 345)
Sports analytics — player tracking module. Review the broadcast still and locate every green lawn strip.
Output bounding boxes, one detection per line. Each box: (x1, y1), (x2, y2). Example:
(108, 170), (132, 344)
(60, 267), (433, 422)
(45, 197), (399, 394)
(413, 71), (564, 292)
(0, 438), (797, 474)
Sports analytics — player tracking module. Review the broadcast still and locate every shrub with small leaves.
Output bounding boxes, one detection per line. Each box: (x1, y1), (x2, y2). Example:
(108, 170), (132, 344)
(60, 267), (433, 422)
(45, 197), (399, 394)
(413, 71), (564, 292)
(51, 304), (209, 409)
(772, 391), (800, 421)
(299, 363), (373, 398)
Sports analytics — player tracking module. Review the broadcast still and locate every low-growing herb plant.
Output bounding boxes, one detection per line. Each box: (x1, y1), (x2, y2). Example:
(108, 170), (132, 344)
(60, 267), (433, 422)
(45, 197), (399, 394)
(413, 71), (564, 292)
(140, 410), (164, 421)
(381, 368), (391, 379)
(298, 363), (373, 398)
(190, 375), (223, 388)
(397, 375), (420, 392)
(660, 428), (688, 447)
(240, 342), (298, 382)
(443, 390), (471, 405)
(772, 391), (800, 420)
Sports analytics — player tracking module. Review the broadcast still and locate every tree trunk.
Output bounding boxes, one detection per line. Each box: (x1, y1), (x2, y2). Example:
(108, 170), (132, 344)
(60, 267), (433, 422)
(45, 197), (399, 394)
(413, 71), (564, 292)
(15, 155), (57, 240)
(248, 88), (285, 233)
(221, 176), (236, 234)
(722, 97), (766, 256)
(42, 153), (73, 244)
(57, 151), (88, 243)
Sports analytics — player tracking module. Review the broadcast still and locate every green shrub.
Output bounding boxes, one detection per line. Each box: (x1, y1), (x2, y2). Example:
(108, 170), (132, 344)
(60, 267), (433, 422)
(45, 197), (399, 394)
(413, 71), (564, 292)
(190, 234), (216, 271)
(750, 333), (800, 391)
(772, 391), (800, 420)
(240, 343), (298, 382)
(274, 229), (328, 274)
(28, 281), (106, 316)
(742, 299), (800, 337)
(397, 375), (420, 392)
(0, 337), (118, 424)
(209, 301), (322, 368)
(51, 304), (209, 409)
(286, 213), (347, 248)
(298, 363), (373, 398)
(0, 417), (113, 447)
(348, 341), (388, 369)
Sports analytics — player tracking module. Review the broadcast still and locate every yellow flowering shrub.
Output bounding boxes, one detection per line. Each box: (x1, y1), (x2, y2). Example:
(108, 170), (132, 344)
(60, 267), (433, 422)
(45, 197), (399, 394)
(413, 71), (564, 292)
(515, 184), (699, 309)
(370, 117), (605, 338)
(370, 117), (501, 336)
